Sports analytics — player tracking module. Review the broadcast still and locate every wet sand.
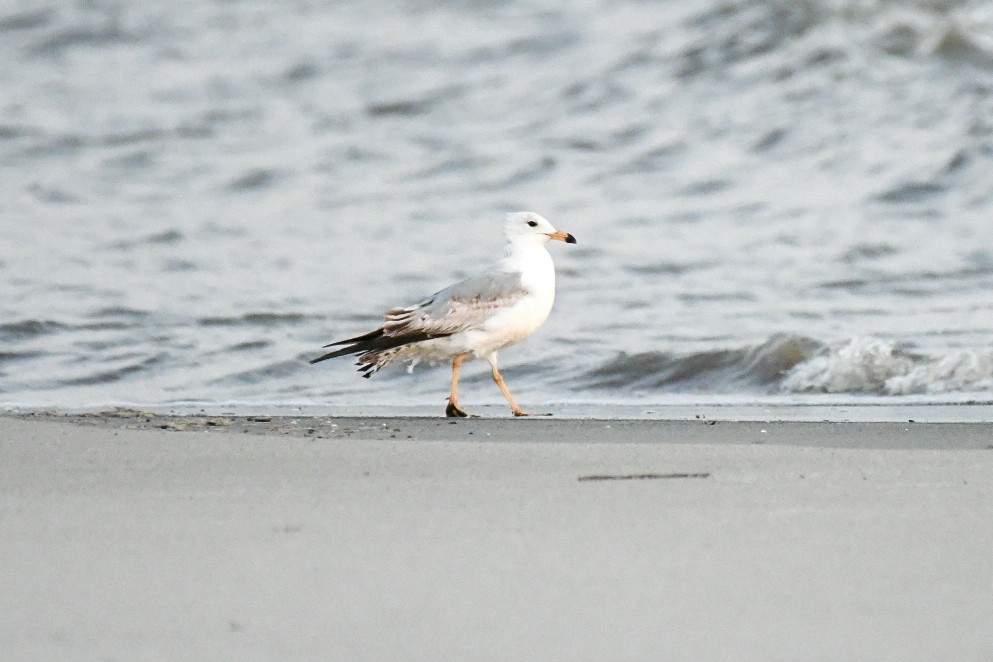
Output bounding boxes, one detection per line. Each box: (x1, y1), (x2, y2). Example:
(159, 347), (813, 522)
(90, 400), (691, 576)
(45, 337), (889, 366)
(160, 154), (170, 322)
(3, 412), (993, 660)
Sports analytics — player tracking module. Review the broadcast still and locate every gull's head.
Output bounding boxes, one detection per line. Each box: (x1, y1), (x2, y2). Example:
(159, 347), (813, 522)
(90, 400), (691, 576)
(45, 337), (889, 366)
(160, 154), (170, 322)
(503, 211), (577, 248)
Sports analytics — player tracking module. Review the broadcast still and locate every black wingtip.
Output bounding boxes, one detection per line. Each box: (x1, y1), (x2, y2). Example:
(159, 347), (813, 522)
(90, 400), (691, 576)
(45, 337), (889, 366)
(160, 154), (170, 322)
(309, 344), (364, 364)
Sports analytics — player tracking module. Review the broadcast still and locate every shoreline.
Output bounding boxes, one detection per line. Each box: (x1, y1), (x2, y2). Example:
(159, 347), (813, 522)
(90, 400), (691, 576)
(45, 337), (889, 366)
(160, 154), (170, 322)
(7, 408), (993, 449)
(8, 399), (993, 422)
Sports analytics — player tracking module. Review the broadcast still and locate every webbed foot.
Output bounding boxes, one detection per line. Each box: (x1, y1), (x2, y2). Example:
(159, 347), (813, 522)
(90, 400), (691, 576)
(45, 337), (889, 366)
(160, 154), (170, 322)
(446, 402), (471, 418)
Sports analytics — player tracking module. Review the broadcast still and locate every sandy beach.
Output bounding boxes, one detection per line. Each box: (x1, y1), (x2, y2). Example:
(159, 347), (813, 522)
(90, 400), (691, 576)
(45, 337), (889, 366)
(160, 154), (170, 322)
(3, 411), (993, 661)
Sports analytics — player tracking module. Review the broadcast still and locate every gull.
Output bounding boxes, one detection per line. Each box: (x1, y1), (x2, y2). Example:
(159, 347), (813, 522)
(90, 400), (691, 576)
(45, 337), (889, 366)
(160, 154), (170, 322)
(311, 211), (577, 417)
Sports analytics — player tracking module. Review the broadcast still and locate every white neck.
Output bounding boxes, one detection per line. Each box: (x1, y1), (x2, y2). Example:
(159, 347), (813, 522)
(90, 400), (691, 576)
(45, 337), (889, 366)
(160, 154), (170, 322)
(505, 236), (549, 257)
(502, 240), (556, 295)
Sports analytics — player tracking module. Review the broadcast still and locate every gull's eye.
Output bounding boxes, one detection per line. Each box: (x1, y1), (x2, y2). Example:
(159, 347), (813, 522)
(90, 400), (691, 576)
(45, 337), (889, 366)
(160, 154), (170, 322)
(527, 220), (538, 227)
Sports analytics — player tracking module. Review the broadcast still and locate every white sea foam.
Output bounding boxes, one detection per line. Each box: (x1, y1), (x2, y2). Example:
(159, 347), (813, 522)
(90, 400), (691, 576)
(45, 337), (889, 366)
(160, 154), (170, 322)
(885, 348), (993, 395)
(783, 337), (993, 395)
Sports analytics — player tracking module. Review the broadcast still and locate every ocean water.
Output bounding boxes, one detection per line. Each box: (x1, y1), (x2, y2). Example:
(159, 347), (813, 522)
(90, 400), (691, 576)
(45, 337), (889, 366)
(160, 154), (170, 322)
(3, 0), (993, 409)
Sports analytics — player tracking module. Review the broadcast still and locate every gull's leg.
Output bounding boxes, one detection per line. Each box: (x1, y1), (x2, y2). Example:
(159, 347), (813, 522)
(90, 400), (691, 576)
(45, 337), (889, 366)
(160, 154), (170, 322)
(487, 354), (550, 417)
(446, 353), (471, 418)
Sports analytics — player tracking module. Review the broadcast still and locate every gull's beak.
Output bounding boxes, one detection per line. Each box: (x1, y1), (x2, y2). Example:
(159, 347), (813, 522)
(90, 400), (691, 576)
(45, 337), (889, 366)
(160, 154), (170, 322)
(548, 230), (577, 244)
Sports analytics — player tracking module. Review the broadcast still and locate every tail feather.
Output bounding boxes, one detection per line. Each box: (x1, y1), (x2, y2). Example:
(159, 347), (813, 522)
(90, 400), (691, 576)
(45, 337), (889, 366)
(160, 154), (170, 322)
(310, 328), (450, 367)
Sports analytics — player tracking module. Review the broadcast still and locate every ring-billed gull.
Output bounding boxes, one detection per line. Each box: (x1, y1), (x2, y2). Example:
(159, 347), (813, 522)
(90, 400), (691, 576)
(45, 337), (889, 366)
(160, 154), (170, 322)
(311, 211), (577, 417)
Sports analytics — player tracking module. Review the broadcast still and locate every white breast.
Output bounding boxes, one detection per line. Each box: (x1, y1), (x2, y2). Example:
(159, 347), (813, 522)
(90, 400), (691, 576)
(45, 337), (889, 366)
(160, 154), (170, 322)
(473, 244), (556, 353)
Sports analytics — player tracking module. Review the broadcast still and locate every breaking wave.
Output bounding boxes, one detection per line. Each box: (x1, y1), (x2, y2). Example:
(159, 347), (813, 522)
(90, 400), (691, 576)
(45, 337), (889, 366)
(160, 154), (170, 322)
(782, 337), (993, 395)
(584, 335), (993, 396)
(584, 334), (822, 391)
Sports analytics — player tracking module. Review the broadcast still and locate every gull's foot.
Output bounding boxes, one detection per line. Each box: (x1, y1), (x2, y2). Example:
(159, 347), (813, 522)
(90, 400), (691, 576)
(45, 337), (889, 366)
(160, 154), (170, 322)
(512, 410), (552, 417)
(446, 402), (471, 418)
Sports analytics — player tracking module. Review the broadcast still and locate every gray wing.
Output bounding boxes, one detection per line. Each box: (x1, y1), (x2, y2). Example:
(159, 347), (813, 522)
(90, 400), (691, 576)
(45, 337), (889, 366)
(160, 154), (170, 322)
(383, 270), (527, 338)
